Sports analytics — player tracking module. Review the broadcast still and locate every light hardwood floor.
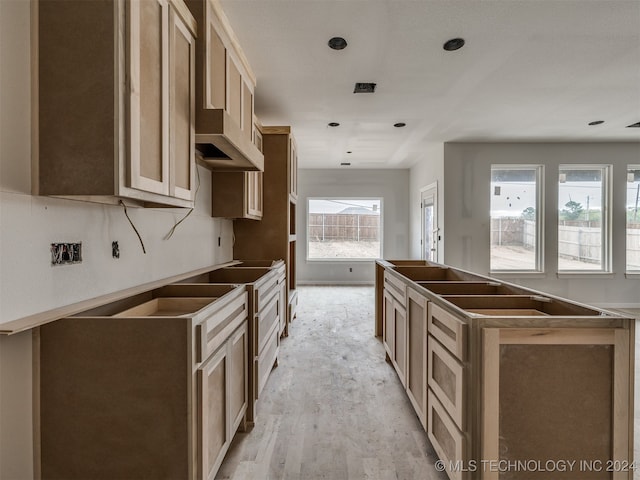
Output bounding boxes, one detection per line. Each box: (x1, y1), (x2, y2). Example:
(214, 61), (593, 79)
(217, 287), (640, 480)
(216, 285), (447, 480)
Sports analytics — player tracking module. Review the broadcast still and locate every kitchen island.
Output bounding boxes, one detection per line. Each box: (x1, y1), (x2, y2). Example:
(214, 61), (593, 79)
(375, 259), (635, 480)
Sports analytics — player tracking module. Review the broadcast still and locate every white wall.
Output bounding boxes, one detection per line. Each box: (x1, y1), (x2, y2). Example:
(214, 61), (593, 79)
(408, 143), (445, 260)
(442, 142), (640, 307)
(297, 169), (410, 284)
(0, 2), (233, 476)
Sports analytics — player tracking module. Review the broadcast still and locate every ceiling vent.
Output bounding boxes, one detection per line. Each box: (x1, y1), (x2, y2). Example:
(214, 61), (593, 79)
(627, 122), (640, 128)
(353, 83), (376, 94)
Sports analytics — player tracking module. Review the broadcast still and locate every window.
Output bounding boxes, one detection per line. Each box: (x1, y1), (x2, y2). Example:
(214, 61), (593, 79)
(558, 165), (610, 272)
(490, 166), (542, 271)
(307, 198), (382, 260)
(626, 166), (640, 272)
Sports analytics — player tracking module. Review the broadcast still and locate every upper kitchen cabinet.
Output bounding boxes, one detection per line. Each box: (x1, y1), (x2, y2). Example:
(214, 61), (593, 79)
(184, 0), (264, 172)
(35, 0), (197, 208)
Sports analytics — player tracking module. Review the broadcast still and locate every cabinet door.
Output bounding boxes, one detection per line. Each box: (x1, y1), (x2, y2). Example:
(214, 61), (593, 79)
(198, 345), (228, 480)
(289, 137), (298, 200)
(204, 7), (226, 110)
(168, 5), (195, 201)
(406, 288), (428, 429)
(128, 0), (170, 196)
(393, 301), (407, 387)
(245, 171), (263, 218)
(229, 323), (248, 434)
(383, 289), (395, 360)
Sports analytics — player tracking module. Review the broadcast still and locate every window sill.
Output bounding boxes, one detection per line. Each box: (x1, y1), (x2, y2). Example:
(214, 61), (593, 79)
(624, 272), (640, 279)
(556, 272), (615, 279)
(306, 258), (377, 263)
(489, 271), (547, 279)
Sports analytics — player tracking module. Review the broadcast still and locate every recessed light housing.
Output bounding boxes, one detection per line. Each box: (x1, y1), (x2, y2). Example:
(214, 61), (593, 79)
(588, 120), (605, 126)
(328, 122), (340, 127)
(394, 122), (406, 128)
(328, 37), (347, 50)
(443, 38), (465, 51)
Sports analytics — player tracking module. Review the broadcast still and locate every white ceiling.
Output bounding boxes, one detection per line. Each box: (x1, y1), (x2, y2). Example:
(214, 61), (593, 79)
(219, 0), (640, 169)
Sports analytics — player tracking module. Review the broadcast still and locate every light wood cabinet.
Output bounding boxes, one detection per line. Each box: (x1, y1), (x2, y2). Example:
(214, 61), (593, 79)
(211, 171), (263, 220)
(36, 284), (248, 480)
(376, 260), (636, 480)
(35, 0), (196, 208)
(233, 127), (298, 331)
(210, 117), (263, 219)
(186, 264), (283, 423)
(184, 0), (263, 171)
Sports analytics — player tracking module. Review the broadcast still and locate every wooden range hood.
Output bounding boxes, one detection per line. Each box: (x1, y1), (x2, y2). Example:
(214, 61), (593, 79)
(189, 0), (264, 172)
(195, 108), (264, 172)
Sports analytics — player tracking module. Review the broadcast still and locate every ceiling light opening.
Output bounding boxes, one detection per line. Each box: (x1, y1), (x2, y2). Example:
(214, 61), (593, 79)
(328, 37), (347, 50)
(394, 122), (406, 128)
(328, 122), (340, 127)
(443, 38), (465, 51)
(353, 83), (376, 94)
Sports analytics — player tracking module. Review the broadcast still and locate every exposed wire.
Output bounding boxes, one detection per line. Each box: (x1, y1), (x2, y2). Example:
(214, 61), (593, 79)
(119, 200), (146, 254)
(165, 165), (201, 240)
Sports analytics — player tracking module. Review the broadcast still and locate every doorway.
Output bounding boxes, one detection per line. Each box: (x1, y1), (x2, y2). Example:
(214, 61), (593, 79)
(420, 183), (438, 262)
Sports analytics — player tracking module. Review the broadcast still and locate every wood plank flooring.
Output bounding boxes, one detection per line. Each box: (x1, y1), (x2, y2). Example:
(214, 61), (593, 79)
(216, 286), (447, 480)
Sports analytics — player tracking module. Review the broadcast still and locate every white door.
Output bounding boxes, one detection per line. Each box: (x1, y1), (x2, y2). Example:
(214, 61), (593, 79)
(421, 184), (438, 262)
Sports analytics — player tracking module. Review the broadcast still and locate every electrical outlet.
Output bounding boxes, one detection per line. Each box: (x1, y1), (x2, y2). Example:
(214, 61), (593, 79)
(51, 242), (82, 266)
(218, 237), (221, 247)
(112, 241), (120, 259)
(349, 267), (353, 273)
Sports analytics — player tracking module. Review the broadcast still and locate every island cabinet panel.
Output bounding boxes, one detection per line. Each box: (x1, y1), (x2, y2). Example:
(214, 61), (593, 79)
(481, 328), (630, 480)
(406, 287), (428, 429)
(375, 259), (636, 480)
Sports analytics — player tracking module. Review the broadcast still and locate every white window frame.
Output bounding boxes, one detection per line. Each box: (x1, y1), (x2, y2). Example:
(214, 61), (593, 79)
(626, 165), (640, 274)
(306, 197), (383, 262)
(557, 164), (612, 274)
(490, 165), (544, 273)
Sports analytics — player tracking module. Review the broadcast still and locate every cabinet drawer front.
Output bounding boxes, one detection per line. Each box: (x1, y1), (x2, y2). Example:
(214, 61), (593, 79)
(196, 291), (248, 363)
(257, 322), (279, 398)
(384, 271), (406, 305)
(255, 274), (279, 312)
(428, 389), (467, 480)
(428, 336), (464, 430)
(257, 293), (279, 354)
(429, 303), (467, 361)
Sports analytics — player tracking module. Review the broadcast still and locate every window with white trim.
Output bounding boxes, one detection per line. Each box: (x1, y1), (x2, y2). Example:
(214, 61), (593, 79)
(558, 165), (611, 272)
(626, 166), (640, 272)
(490, 165), (543, 272)
(307, 198), (382, 260)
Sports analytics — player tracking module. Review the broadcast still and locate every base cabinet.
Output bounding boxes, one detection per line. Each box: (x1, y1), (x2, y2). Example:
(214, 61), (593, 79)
(37, 284), (248, 480)
(406, 288), (428, 429)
